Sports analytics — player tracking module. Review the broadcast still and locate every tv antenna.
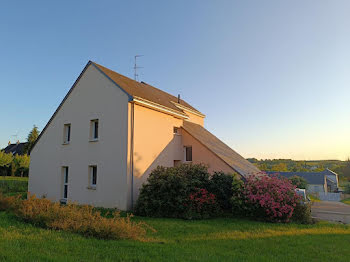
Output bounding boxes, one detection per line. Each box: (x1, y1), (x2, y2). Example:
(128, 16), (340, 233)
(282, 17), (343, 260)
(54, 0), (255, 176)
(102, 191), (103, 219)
(134, 55), (144, 81)
(11, 130), (19, 142)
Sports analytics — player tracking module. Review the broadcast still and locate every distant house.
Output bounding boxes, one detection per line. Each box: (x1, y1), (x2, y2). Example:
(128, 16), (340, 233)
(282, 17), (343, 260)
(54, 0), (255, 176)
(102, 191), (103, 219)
(28, 61), (260, 209)
(2, 142), (27, 156)
(267, 169), (339, 193)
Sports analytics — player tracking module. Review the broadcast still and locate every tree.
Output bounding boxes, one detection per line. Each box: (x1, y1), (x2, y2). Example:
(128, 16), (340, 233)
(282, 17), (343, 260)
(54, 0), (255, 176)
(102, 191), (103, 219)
(289, 176), (308, 189)
(0, 152), (13, 177)
(271, 163), (288, 172)
(24, 125), (40, 154)
(13, 154), (30, 177)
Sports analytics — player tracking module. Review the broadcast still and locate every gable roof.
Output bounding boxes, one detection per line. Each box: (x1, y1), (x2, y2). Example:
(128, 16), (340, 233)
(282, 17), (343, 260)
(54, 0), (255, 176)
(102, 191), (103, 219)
(92, 62), (203, 115)
(31, 61), (203, 152)
(182, 121), (261, 177)
(266, 171), (326, 185)
(2, 143), (27, 155)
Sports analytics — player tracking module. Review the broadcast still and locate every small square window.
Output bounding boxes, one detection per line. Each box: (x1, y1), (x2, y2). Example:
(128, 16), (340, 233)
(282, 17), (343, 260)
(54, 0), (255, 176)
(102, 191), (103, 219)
(63, 124), (71, 144)
(89, 165), (97, 188)
(173, 127), (179, 134)
(184, 146), (192, 162)
(90, 119), (99, 141)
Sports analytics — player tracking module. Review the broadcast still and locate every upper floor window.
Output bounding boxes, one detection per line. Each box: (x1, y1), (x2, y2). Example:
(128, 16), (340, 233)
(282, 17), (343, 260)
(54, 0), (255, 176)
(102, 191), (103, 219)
(90, 119), (99, 141)
(63, 124), (71, 144)
(184, 146), (192, 162)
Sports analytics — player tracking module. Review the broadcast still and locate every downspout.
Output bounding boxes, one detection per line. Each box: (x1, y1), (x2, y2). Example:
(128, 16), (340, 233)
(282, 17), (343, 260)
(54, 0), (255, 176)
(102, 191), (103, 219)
(130, 103), (135, 210)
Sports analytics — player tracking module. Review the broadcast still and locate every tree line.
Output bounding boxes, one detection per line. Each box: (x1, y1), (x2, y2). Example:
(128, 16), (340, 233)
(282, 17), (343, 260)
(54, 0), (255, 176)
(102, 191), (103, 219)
(0, 126), (39, 177)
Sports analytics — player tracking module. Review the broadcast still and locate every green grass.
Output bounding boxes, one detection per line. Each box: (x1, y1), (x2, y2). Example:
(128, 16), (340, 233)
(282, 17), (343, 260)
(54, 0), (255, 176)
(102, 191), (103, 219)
(341, 198), (350, 205)
(308, 194), (321, 202)
(0, 176), (28, 196)
(0, 176), (28, 181)
(0, 212), (350, 261)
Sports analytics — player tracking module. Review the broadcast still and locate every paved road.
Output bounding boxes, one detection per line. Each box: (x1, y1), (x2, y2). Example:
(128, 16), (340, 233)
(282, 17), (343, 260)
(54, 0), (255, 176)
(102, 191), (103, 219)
(311, 201), (350, 224)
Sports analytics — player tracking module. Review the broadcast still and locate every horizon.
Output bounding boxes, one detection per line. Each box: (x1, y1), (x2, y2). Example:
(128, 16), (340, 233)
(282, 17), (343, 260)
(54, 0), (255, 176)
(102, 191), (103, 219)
(1, 1), (349, 160)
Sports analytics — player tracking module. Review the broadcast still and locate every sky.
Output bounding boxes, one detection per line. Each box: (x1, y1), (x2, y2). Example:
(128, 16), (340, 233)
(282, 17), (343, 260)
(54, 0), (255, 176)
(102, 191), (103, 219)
(0, 1), (349, 160)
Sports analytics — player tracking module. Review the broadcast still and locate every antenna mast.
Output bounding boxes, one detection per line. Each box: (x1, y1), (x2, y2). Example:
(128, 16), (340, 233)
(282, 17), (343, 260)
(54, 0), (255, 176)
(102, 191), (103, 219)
(134, 55), (143, 81)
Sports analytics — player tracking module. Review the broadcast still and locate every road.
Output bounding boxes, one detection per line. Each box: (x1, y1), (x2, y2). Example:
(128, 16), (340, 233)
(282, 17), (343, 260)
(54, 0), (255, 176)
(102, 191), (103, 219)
(311, 201), (350, 224)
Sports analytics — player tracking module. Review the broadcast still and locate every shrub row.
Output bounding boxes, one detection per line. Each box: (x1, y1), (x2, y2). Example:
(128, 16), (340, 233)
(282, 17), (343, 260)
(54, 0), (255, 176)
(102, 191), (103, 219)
(0, 194), (147, 240)
(135, 164), (234, 219)
(136, 164), (312, 223)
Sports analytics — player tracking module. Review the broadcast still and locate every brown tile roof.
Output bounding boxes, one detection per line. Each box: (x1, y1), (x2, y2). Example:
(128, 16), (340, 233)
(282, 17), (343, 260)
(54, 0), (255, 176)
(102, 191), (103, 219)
(92, 62), (202, 115)
(182, 121), (261, 177)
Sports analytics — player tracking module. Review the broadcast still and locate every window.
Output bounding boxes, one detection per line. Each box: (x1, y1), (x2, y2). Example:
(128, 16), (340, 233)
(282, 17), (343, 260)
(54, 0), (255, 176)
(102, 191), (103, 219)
(89, 165), (97, 188)
(63, 124), (71, 144)
(184, 146), (192, 162)
(173, 127), (179, 134)
(90, 119), (99, 141)
(62, 167), (69, 199)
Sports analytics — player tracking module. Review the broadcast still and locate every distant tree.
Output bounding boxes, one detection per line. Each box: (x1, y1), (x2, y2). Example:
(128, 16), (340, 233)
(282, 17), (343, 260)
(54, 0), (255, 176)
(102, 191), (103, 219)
(13, 154), (30, 177)
(24, 125), (40, 154)
(271, 163), (288, 172)
(343, 159), (350, 181)
(0, 152), (13, 177)
(289, 176), (308, 189)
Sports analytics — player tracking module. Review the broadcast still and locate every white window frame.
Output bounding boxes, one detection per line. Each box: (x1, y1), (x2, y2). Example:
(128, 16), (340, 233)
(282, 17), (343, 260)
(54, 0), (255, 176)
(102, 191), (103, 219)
(90, 119), (99, 141)
(63, 124), (71, 144)
(89, 165), (97, 189)
(184, 146), (192, 162)
(62, 167), (69, 200)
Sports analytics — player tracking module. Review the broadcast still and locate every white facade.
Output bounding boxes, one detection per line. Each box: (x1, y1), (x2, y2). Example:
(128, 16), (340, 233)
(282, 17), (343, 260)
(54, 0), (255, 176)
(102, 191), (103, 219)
(29, 64), (131, 209)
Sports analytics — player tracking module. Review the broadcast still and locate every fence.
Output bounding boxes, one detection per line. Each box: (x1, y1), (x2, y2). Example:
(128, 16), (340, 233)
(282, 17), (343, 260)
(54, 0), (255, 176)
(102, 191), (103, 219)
(318, 192), (341, 201)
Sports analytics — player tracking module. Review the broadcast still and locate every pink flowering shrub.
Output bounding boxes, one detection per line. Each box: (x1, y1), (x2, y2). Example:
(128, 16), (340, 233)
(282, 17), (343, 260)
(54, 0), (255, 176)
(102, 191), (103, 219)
(184, 188), (220, 219)
(243, 175), (302, 222)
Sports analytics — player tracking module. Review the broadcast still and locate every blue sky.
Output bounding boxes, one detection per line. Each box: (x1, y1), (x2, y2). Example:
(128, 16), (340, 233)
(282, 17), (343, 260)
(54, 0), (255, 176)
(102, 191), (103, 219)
(1, 1), (349, 160)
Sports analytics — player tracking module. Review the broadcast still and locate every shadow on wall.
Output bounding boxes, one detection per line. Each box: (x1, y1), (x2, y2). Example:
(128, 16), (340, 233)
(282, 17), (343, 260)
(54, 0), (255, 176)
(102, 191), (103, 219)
(132, 135), (186, 202)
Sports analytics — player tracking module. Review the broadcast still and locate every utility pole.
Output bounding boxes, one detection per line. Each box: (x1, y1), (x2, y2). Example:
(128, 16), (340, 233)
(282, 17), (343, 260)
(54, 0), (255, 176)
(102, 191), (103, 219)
(134, 55), (143, 81)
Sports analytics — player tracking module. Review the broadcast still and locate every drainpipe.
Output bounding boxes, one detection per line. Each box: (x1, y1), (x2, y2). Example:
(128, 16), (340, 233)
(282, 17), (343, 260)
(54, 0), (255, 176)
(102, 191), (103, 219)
(130, 103), (135, 210)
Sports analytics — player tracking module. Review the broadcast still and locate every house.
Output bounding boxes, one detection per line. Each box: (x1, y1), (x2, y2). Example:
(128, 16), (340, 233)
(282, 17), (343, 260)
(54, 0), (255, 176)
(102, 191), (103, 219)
(2, 141), (27, 155)
(267, 170), (339, 193)
(29, 61), (260, 210)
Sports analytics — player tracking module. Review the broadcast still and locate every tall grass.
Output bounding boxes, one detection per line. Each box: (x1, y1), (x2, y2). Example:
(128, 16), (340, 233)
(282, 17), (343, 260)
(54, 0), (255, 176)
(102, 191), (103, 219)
(0, 193), (148, 240)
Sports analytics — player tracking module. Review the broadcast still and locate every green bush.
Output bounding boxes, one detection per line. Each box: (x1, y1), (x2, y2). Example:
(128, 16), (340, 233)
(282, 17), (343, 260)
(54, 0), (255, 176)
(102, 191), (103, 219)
(135, 164), (211, 218)
(289, 176), (308, 189)
(208, 172), (235, 211)
(135, 164), (231, 219)
(291, 203), (313, 224)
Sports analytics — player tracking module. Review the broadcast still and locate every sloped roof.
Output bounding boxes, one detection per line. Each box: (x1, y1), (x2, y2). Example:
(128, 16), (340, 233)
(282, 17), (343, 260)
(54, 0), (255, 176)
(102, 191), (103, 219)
(182, 121), (261, 177)
(266, 171), (326, 185)
(92, 62), (202, 115)
(2, 143), (27, 155)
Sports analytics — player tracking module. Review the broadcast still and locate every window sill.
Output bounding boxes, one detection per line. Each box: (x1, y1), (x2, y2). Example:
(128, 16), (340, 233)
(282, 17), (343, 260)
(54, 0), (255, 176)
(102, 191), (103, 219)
(87, 186), (96, 190)
(62, 142), (70, 145)
(89, 139), (99, 143)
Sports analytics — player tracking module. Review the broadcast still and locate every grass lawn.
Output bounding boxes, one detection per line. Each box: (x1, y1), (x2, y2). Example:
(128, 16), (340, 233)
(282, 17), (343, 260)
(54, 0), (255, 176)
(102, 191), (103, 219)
(341, 198), (350, 205)
(0, 176), (28, 182)
(0, 176), (28, 197)
(1, 212), (350, 261)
